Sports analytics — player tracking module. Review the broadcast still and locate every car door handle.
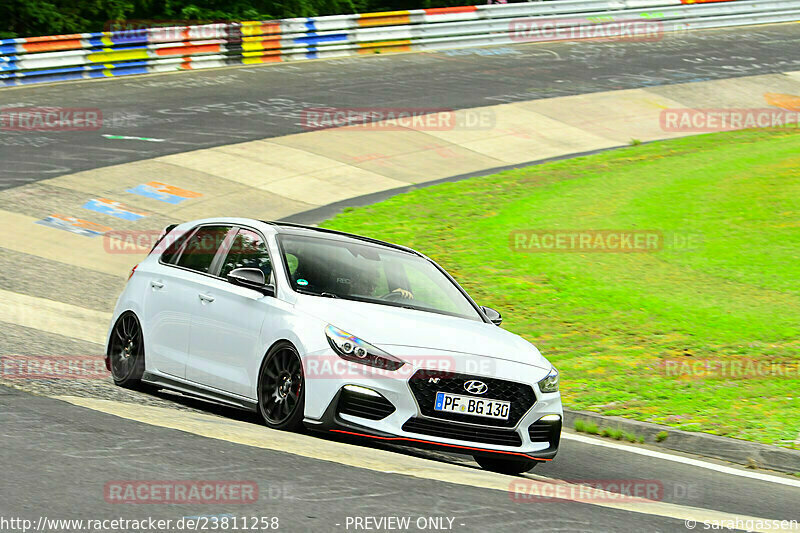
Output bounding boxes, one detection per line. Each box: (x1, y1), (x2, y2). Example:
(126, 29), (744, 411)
(150, 280), (165, 289)
(198, 293), (215, 303)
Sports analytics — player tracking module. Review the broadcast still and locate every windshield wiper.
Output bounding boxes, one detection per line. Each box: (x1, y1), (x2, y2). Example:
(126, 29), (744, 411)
(294, 288), (339, 299)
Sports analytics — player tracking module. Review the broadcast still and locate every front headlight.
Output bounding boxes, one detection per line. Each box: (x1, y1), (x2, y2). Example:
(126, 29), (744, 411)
(325, 325), (405, 371)
(538, 366), (559, 393)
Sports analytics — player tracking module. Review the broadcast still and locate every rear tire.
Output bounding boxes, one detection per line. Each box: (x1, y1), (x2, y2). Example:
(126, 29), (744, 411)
(474, 455), (538, 475)
(108, 312), (145, 388)
(257, 342), (305, 431)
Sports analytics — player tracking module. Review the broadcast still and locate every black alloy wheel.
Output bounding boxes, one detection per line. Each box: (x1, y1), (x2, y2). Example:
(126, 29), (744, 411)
(258, 342), (305, 431)
(108, 312), (145, 388)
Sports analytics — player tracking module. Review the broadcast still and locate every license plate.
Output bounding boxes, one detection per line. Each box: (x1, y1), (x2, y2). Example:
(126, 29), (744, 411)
(434, 392), (511, 420)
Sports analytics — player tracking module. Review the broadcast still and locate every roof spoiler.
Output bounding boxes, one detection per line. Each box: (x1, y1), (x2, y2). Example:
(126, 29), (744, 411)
(149, 223), (179, 254)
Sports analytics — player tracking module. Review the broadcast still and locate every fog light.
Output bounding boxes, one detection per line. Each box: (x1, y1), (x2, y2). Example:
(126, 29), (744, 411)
(539, 414), (561, 422)
(343, 385), (381, 397)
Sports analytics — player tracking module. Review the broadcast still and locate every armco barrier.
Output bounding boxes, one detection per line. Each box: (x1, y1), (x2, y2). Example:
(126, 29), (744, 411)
(1, 0), (799, 87)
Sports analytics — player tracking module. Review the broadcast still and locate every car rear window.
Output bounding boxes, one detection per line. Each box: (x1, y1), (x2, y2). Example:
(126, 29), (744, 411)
(159, 227), (190, 264)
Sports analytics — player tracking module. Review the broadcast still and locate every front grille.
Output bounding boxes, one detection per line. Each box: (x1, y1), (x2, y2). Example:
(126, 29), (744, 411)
(402, 417), (522, 447)
(528, 419), (562, 449)
(408, 369), (536, 427)
(337, 388), (395, 421)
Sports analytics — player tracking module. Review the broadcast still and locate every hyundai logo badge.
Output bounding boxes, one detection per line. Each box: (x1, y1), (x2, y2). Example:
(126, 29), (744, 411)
(463, 380), (488, 395)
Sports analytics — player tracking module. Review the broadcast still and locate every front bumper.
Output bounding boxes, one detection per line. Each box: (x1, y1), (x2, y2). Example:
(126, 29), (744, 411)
(301, 347), (562, 461)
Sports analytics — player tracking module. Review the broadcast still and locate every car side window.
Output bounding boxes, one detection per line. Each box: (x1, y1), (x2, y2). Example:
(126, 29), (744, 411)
(175, 226), (232, 274)
(219, 229), (273, 284)
(160, 228), (193, 265)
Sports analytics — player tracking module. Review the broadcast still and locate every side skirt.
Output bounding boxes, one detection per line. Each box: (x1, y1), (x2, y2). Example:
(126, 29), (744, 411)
(142, 371), (258, 412)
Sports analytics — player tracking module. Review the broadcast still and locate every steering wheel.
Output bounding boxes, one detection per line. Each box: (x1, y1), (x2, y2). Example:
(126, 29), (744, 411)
(380, 290), (406, 301)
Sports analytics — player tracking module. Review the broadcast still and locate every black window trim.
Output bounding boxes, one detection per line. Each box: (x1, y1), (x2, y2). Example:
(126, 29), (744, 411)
(214, 224), (277, 290)
(208, 227), (239, 277)
(158, 224), (237, 281)
(160, 225), (198, 266)
(159, 222), (277, 292)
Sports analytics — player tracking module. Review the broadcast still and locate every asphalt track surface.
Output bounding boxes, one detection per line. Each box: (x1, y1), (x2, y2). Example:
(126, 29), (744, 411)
(2, 385), (800, 533)
(1, 23), (800, 189)
(2, 23), (800, 533)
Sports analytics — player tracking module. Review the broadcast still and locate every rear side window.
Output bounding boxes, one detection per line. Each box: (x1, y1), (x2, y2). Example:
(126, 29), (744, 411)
(159, 227), (190, 265)
(219, 229), (273, 284)
(175, 226), (232, 274)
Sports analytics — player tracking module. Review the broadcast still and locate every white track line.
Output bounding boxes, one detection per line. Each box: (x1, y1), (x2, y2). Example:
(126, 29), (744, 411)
(562, 433), (800, 488)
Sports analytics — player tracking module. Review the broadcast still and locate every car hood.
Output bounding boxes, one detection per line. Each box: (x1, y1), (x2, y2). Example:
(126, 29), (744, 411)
(295, 295), (549, 369)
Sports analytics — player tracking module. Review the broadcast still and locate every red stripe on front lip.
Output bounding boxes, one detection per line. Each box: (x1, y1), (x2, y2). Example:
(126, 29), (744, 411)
(329, 429), (552, 461)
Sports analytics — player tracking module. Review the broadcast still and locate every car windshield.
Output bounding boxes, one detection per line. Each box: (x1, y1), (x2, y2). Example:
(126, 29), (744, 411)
(277, 234), (483, 321)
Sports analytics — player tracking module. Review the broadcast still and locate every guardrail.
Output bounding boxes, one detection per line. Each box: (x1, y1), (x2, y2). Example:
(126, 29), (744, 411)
(2, 0), (799, 87)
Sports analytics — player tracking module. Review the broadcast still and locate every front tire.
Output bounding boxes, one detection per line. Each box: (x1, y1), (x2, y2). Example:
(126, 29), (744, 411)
(474, 455), (538, 475)
(257, 342), (305, 431)
(108, 311), (145, 388)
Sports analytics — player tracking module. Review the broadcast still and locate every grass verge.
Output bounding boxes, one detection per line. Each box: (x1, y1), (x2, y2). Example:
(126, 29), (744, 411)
(323, 128), (800, 446)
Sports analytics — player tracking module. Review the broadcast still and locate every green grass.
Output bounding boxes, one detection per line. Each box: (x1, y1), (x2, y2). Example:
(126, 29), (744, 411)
(323, 128), (800, 446)
(601, 428), (623, 440)
(624, 431), (639, 443)
(574, 419), (599, 435)
(575, 420), (644, 443)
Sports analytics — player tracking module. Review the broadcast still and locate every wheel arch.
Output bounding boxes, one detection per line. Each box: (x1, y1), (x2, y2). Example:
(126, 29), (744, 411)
(258, 338), (300, 373)
(105, 309), (143, 356)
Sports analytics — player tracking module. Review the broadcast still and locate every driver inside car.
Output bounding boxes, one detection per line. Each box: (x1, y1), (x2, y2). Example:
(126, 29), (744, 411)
(348, 266), (414, 300)
(390, 287), (414, 299)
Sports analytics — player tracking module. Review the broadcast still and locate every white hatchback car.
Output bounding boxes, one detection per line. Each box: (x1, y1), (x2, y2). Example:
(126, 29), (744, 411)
(106, 218), (562, 474)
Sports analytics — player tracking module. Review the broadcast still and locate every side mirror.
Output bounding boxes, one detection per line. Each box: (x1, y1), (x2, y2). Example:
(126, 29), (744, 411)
(481, 306), (502, 326)
(227, 268), (274, 297)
